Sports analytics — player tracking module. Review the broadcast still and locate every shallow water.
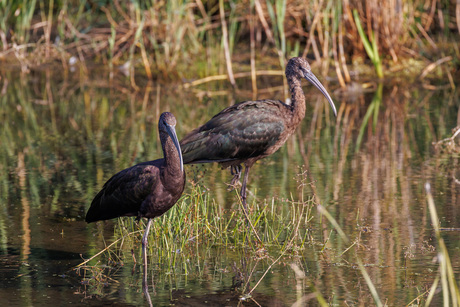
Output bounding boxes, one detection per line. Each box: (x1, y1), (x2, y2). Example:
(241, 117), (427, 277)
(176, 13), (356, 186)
(0, 68), (459, 306)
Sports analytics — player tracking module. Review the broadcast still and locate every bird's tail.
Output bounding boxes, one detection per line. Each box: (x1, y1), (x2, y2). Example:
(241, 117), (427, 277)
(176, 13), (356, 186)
(85, 189), (121, 223)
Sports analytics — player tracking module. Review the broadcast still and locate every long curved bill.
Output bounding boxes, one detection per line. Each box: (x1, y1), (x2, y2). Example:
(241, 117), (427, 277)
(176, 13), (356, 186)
(303, 71), (337, 117)
(165, 124), (184, 172)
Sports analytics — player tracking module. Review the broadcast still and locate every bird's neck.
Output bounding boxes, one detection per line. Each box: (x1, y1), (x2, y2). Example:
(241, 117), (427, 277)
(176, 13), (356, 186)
(162, 137), (183, 177)
(287, 75), (306, 126)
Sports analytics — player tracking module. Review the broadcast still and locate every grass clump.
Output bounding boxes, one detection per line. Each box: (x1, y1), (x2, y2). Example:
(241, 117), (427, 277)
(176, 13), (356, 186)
(111, 180), (316, 268)
(74, 178), (318, 300)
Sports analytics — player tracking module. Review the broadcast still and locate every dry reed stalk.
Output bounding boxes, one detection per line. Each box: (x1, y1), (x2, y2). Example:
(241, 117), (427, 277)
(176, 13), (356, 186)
(338, 21), (350, 83)
(219, 0), (236, 88)
(184, 70), (284, 88)
(101, 6), (118, 28)
(424, 0), (438, 31)
(253, 0), (285, 66)
(446, 70), (455, 90)
(249, 9), (258, 98)
(140, 36), (153, 80)
(62, 15), (91, 40)
(75, 230), (143, 268)
(320, 28), (330, 76)
(416, 23), (438, 50)
(332, 31), (346, 88)
(195, 0), (208, 19)
(43, 0), (54, 58)
(302, 0), (324, 61)
(419, 56), (453, 79)
(457, 2), (460, 35)
(254, 0), (275, 45)
(114, 0), (131, 23)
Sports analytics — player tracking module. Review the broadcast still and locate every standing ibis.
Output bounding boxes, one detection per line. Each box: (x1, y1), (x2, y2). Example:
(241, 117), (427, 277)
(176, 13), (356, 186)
(180, 57), (336, 211)
(86, 112), (185, 269)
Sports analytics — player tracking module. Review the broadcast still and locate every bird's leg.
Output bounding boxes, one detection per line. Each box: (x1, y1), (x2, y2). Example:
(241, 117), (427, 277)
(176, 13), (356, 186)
(142, 218), (153, 306)
(228, 164), (242, 191)
(142, 218), (153, 270)
(230, 165), (242, 185)
(240, 165), (251, 214)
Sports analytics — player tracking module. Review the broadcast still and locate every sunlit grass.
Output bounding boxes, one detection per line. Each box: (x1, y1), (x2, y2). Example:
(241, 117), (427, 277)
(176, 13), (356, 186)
(103, 177), (317, 266)
(74, 177), (321, 301)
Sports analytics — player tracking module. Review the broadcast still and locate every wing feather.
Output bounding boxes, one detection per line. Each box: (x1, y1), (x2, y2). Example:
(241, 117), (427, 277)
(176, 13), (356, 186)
(85, 161), (160, 222)
(180, 100), (286, 164)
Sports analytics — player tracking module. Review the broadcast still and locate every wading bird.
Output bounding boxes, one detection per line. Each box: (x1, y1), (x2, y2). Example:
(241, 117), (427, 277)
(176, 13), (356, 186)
(180, 57), (337, 211)
(85, 112), (185, 267)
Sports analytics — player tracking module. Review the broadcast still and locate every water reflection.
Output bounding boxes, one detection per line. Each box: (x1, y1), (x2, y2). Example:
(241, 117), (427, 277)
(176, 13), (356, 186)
(0, 69), (458, 306)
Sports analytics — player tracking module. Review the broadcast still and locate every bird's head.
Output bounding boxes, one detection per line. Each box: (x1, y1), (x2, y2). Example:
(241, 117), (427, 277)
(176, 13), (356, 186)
(159, 112), (184, 172)
(286, 57), (337, 117)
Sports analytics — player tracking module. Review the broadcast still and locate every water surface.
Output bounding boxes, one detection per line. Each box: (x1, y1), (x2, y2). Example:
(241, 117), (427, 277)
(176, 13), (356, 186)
(0, 68), (459, 306)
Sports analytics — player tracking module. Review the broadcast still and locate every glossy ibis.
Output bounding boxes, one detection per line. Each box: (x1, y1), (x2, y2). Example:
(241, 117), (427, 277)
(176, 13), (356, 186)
(85, 112), (185, 268)
(180, 57), (336, 211)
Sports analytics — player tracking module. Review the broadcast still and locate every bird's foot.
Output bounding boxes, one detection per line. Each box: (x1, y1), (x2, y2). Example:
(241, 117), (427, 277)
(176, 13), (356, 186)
(227, 165), (242, 191)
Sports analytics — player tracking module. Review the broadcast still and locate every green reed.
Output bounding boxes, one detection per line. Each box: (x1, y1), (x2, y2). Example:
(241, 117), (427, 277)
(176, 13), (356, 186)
(0, 0), (37, 46)
(352, 9), (383, 79)
(424, 183), (460, 307)
(266, 0), (287, 60)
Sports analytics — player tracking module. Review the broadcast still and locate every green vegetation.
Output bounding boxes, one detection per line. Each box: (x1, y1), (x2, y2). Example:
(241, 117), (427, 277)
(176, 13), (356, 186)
(352, 9), (383, 79)
(0, 0), (458, 81)
(0, 14), (458, 303)
(424, 183), (460, 307)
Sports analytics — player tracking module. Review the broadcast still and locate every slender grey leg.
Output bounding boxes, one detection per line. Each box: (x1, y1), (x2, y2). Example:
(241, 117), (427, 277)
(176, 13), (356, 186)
(142, 219), (152, 277)
(142, 219), (153, 250)
(142, 218), (153, 307)
(240, 166), (251, 213)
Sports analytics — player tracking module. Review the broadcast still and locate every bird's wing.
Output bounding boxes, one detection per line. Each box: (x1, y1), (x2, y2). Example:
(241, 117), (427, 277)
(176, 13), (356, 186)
(180, 100), (286, 164)
(85, 162), (160, 222)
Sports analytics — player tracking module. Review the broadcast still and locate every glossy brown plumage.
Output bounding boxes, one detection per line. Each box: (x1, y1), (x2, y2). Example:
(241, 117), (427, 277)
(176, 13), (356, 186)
(180, 57), (337, 210)
(85, 112), (185, 264)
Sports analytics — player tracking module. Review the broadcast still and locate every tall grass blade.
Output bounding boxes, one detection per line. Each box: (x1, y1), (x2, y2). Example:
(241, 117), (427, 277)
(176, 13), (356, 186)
(352, 9), (383, 78)
(425, 183), (460, 307)
(317, 205), (383, 307)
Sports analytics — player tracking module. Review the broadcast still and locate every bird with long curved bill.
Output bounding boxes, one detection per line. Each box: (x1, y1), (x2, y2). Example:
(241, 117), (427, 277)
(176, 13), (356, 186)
(180, 57), (337, 212)
(85, 112), (185, 273)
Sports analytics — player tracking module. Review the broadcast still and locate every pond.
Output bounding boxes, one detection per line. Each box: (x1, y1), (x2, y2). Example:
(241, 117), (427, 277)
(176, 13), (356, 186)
(0, 67), (459, 306)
